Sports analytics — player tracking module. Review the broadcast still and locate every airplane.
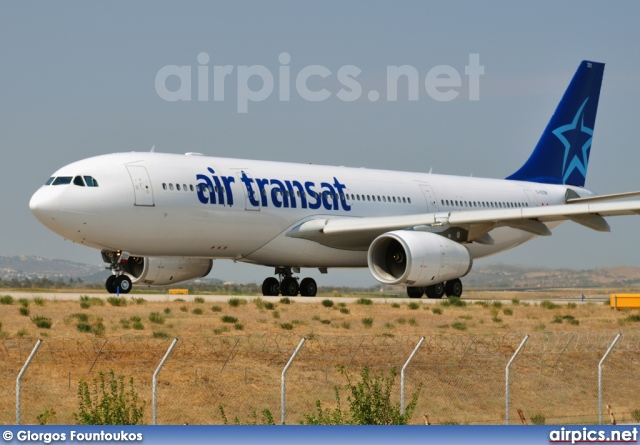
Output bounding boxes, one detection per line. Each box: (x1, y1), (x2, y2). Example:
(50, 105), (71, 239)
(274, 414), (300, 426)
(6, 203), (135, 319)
(29, 60), (640, 298)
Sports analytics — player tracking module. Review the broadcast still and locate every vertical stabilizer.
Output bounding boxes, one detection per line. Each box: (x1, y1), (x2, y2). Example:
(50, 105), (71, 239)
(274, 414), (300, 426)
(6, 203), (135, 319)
(507, 61), (604, 186)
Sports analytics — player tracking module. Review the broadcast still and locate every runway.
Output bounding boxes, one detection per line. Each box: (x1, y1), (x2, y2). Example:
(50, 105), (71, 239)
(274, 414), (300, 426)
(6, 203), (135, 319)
(1, 290), (609, 305)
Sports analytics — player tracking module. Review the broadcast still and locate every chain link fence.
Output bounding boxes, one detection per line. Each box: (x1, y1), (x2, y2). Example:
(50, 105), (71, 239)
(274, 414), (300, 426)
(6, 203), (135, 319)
(1, 331), (639, 425)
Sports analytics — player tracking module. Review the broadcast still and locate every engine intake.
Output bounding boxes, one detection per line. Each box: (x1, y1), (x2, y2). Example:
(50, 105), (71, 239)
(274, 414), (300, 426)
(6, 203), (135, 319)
(367, 230), (472, 287)
(123, 257), (213, 286)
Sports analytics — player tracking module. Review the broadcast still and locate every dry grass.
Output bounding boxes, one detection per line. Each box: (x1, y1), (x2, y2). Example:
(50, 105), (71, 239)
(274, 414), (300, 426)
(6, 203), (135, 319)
(1, 292), (639, 425)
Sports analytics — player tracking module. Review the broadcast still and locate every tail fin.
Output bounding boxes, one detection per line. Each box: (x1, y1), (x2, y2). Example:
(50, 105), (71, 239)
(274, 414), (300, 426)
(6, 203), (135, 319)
(506, 60), (604, 187)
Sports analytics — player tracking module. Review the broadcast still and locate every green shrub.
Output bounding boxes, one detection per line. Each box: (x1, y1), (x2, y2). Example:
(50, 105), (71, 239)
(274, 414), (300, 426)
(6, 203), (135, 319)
(263, 302), (275, 310)
(19, 306), (30, 316)
(552, 315), (563, 324)
(149, 312), (165, 324)
(31, 316), (52, 329)
(321, 299), (334, 308)
(91, 322), (105, 336)
(511, 299), (520, 305)
(76, 323), (92, 333)
(211, 305), (222, 312)
(339, 307), (350, 314)
(192, 308), (203, 315)
(16, 329), (30, 337)
(179, 306), (188, 312)
(451, 322), (467, 331)
(492, 301), (503, 309)
(74, 370), (145, 425)
(341, 322), (351, 329)
(279, 297), (292, 304)
(107, 297), (127, 307)
(71, 313), (89, 322)
(152, 331), (170, 339)
(280, 322), (294, 330)
(567, 302), (577, 309)
(272, 311), (280, 319)
(320, 319), (331, 325)
(530, 414), (545, 425)
(303, 367), (419, 425)
(362, 317), (374, 328)
(163, 307), (171, 314)
(0, 295), (14, 305)
(626, 314), (640, 322)
(356, 298), (372, 305)
(390, 303), (400, 308)
(407, 302), (420, 310)
(221, 315), (238, 323)
(213, 326), (230, 335)
(194, 296), (205, 303)
(132, 321), (144, 330)
(131, 297), (146, 305)
(632, 409), (640, 423)
(33, 297), (46, 306)
(19, 298), (30, 308)
(408, 318), (417, 326)
(234, 323), (244, 330)
(228, 298), (247, 307)
(540, 300), (560, 309)
(503, 308), (513, 316)
(432, 307), (442, 315)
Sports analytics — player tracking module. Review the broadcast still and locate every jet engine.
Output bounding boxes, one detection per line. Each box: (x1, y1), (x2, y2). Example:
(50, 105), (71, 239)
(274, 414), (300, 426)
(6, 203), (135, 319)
(367, 230), (472, 287)
(122, 257), (213, 286)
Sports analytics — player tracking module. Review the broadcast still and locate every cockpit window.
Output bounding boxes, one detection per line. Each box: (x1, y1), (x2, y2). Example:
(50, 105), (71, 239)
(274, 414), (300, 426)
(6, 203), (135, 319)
(83, 176), (99, 187)
(52, 176), (72, 185)
(45, 177), (55, 185)
(73, 176), (85, 186)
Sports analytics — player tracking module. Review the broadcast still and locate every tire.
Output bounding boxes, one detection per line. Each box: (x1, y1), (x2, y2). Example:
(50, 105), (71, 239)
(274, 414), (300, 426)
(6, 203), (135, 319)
(262, 277), (280, 296)
(105, 275), (117, 294)
(445, 279), (463, 298)
(115, 275), (132, 294)
(281, 277), (299, 297)
(300, 278), (317, 297)
(407, 287), (424, 298)
(425, 282), (445, 299)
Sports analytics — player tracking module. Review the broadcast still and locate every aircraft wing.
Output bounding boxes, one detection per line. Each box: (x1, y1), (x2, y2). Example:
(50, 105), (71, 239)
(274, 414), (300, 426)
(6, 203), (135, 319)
(286, 199), (640, 250)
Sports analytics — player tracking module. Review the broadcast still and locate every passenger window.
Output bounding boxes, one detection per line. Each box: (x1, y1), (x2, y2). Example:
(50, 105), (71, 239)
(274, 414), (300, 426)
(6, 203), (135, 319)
(169, 184), (174, 190)
(190, 185), (194, 191)
(163, 183), (167, 190)
(176, 184), (181, 191)
(73, 176), (85, 186)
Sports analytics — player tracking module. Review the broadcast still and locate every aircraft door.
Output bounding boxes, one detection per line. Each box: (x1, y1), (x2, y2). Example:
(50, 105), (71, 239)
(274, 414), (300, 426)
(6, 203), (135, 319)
(523, 189), (539, 207)
(419, 184), (439, 212)
(126, 165), (155, 207)
(235, 170), (261, 211)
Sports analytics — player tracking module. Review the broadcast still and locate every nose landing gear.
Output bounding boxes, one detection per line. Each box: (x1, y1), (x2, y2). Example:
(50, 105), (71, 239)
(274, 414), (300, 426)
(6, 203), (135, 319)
(102, 251), (133, 294)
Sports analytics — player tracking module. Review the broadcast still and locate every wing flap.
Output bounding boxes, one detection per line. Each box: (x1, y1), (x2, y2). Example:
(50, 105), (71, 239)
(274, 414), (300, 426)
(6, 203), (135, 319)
(286, 200), (640, 249)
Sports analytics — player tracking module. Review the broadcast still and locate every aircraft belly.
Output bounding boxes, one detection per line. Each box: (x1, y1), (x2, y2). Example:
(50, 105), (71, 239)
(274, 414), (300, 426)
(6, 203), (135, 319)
(244, 234), (368, 267)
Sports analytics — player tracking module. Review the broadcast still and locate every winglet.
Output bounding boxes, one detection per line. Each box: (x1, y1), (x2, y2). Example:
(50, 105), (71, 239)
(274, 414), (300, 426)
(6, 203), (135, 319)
(507, 61), (605, 187)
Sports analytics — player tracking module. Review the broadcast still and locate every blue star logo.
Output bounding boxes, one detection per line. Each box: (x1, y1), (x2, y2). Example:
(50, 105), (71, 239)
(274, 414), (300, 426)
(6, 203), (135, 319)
(552, 98), (593, 184)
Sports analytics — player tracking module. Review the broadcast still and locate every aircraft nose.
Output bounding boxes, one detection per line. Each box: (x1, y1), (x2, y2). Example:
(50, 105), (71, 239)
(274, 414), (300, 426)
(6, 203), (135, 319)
(29, 187), (61, 225)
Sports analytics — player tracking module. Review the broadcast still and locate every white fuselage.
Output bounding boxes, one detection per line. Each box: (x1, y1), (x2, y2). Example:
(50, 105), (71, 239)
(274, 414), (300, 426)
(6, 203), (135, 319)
(29, 152), (592, 269)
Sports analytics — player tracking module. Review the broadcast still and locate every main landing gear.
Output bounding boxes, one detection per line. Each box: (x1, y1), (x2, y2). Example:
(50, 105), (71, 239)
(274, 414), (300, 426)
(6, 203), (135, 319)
(261, 267), (317, 297)
(101, 251), (133, 294)
(407, 278), (463, 299)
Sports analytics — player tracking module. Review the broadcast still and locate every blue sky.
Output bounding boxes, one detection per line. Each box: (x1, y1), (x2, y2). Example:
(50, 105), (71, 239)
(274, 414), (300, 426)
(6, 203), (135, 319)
(2, 1), (640, 286)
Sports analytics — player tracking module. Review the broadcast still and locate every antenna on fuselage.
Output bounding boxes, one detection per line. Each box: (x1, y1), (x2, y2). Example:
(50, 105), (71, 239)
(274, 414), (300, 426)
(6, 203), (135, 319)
(150, 145), (156, 152)
(428, 167), (433, 174)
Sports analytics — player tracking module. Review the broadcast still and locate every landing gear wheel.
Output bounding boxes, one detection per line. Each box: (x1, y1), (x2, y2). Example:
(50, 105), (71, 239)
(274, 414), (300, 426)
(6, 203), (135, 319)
(300, 278), (317, 297)
(115, 275), (132, 294)
(445, 279), (463, 298)
(262, 277), (280, 296)
(425, 282), (445, 299)
(106, 275), (117, 294)
(407, 287), (424, 298)
(281, 277), (299, 297)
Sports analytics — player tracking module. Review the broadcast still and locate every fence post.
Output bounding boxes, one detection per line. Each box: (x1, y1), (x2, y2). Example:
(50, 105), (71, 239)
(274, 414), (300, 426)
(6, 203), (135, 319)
(599, 333), (621, 425)
(505, 334), (529, 425)
(153, 338), (178, 425)
(16, 339), (42, 425)
(281, 337), (306, 425)
(401, 336), (425, 415)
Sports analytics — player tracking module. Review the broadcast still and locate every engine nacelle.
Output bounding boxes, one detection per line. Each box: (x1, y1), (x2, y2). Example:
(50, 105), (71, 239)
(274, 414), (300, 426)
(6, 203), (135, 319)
(122, 257), (213, 286)
(367, 230), (472, 287)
